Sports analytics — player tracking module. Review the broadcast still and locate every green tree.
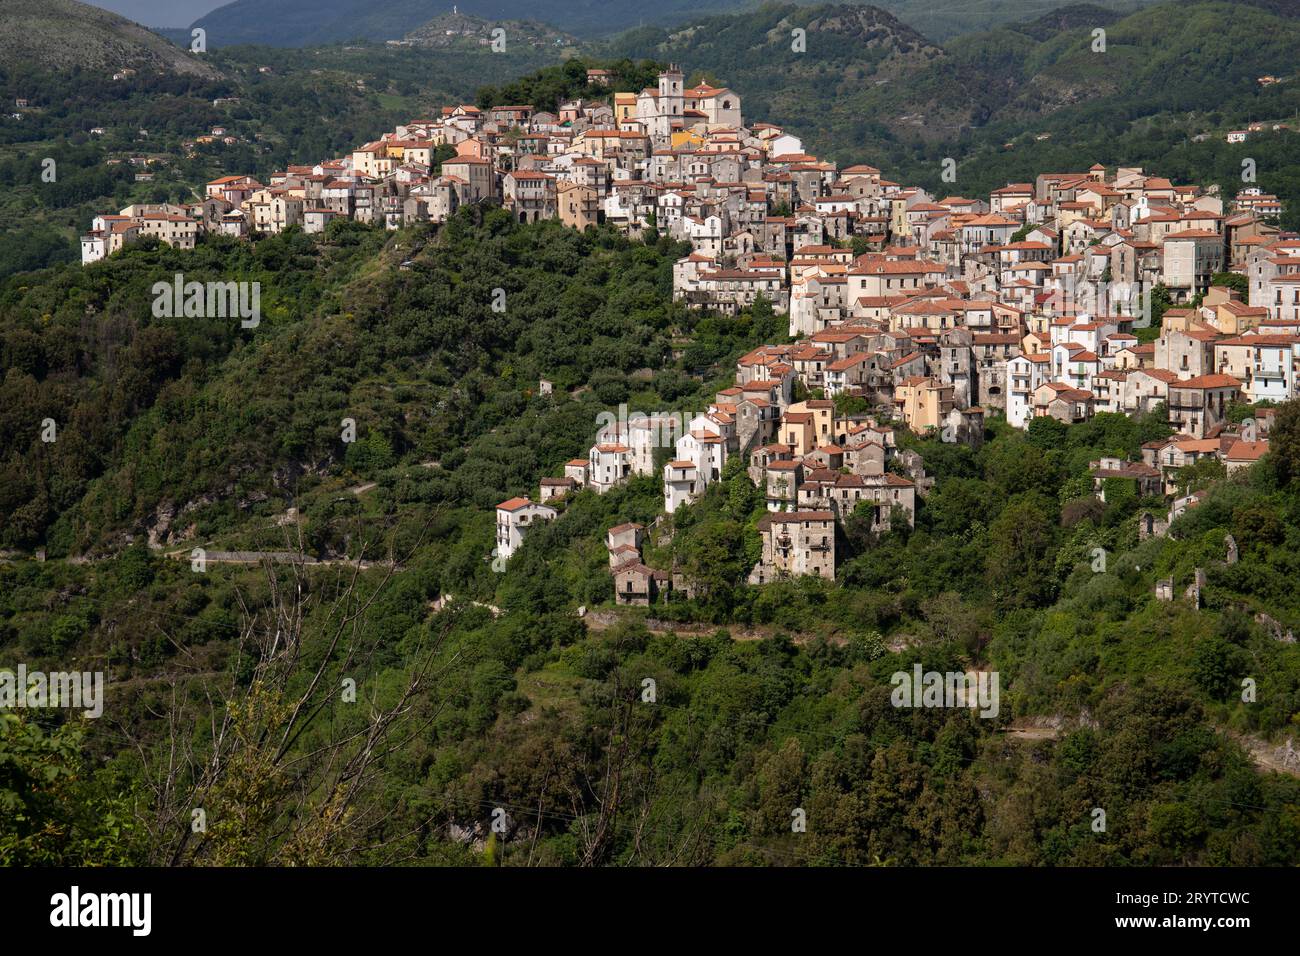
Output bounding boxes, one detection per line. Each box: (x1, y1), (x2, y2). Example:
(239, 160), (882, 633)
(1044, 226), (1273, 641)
(1026, 415), (1068, 451)
(0, 715), (142, 865)
(986, 493), (1058, 607)
(1269, 398), (1300, 487)
(116, 542), (157, 592)
(1209, 271), (1248, 297)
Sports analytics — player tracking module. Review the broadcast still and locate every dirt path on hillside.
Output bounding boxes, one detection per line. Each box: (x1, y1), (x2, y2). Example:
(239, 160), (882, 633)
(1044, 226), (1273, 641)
(1002, 718), (1063, 740)
(581, 609), (850, 645)
(1230, 731), (1300, 778)
(157, 548), (384, 569)
(997, 723), (1300, 776)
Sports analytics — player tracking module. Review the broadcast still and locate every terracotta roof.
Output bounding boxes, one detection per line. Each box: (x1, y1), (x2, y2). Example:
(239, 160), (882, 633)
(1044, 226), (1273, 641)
(1171, 374), (1242, 389)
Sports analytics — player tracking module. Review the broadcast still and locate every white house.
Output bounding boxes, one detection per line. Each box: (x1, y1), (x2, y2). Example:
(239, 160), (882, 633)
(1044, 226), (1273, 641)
(663, 460), (701, 514)
(495, 497), (557, 560)
(1006, 352), (1052, 428)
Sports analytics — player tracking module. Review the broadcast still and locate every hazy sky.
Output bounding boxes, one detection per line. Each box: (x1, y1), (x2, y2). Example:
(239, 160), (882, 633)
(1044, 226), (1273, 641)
(83, 0), (229, 28)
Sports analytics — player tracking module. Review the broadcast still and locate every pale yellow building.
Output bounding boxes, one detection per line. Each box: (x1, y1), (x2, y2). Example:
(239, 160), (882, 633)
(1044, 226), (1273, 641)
(894, 376), (954, 433)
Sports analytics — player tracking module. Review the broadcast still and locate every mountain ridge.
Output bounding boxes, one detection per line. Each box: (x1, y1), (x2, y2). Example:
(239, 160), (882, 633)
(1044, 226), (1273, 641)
(399, 11), (577, 48)
(184, 0), (1162, 47)
(595, 0), (1300, 203)
(2, 0), (219, 77)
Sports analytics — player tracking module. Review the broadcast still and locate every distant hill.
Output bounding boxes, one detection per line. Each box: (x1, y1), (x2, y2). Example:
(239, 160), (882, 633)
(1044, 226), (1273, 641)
(399, 11), (576, 49)
(1, 0), (218, 76)
(603, 3), (941, 90)
(185, 0), (1159, 47)
(79, 1), (224, 29)
(188, 0), (743, 46)
(873, 0), (1152, 41)
(1227, 0), (1300, 15)
(1014, 3), (1123, 42)
(600, 1), (1300, 181)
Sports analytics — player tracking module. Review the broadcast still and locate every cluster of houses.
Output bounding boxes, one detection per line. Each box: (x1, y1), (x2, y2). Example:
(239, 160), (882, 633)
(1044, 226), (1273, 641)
(82, 65), (759, 261)
(82, 69), (1297, 441)
(76, 64), (1296, 594)
(1093, 407), (1274, 534)
(498, 299), (1277, 594)
(478, 71), (1296, 595)
(502, 337), (933, 589)
(670, 159), (1300, 434)
(605, 522), (675, 606)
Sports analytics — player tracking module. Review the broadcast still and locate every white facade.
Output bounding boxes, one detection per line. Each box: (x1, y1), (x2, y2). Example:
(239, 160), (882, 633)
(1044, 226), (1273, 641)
(587, 443), (632, 493)
(1006, 354), (1051, 429)
(663, 460), (701, 514)
(495, 498), (557, 560)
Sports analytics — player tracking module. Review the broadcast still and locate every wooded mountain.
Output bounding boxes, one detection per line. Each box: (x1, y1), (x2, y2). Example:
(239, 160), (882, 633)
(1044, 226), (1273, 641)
(401, 12), (577, 48)
(1, 0), (218, 76)
(187, 0), (735, 46)
(185, 0), (1160, 46)
(5, 210), (1300, 868)
(6, 0), (1300, 872)
(862, 0), (1151, 41)
(597, 0), (1300, 218)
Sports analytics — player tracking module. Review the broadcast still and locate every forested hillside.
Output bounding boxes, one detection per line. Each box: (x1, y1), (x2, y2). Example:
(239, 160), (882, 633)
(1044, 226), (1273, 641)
(183, 0), (1158, 45)
(0, 210), (719, 555)
(186, 0), (741, 45)
(870, 0), (1154, 42)
(602, 0), (1300, 225)
(0, 42), (562, 277)
(1, 0), (218, 76)
(9, 0), (1300, 280)
(4, 0), (1300, 872)
(4, 211), (1300, 866)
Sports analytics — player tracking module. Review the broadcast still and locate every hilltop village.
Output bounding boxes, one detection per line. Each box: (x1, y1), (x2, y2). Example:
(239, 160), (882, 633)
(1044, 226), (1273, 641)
(81, 67), (1297, 594)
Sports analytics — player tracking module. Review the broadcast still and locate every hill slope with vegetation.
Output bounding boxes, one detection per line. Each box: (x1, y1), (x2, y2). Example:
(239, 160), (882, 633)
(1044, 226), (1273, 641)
(596, 0), (1300, 223)
(189, 0), (746, 46)
(0, 0), (218, 77)
(3, 211), (1300, 866)
(0, 41), (561, 278)
(4, 0), (1300, 870)
(186, 0), (1160, 46)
